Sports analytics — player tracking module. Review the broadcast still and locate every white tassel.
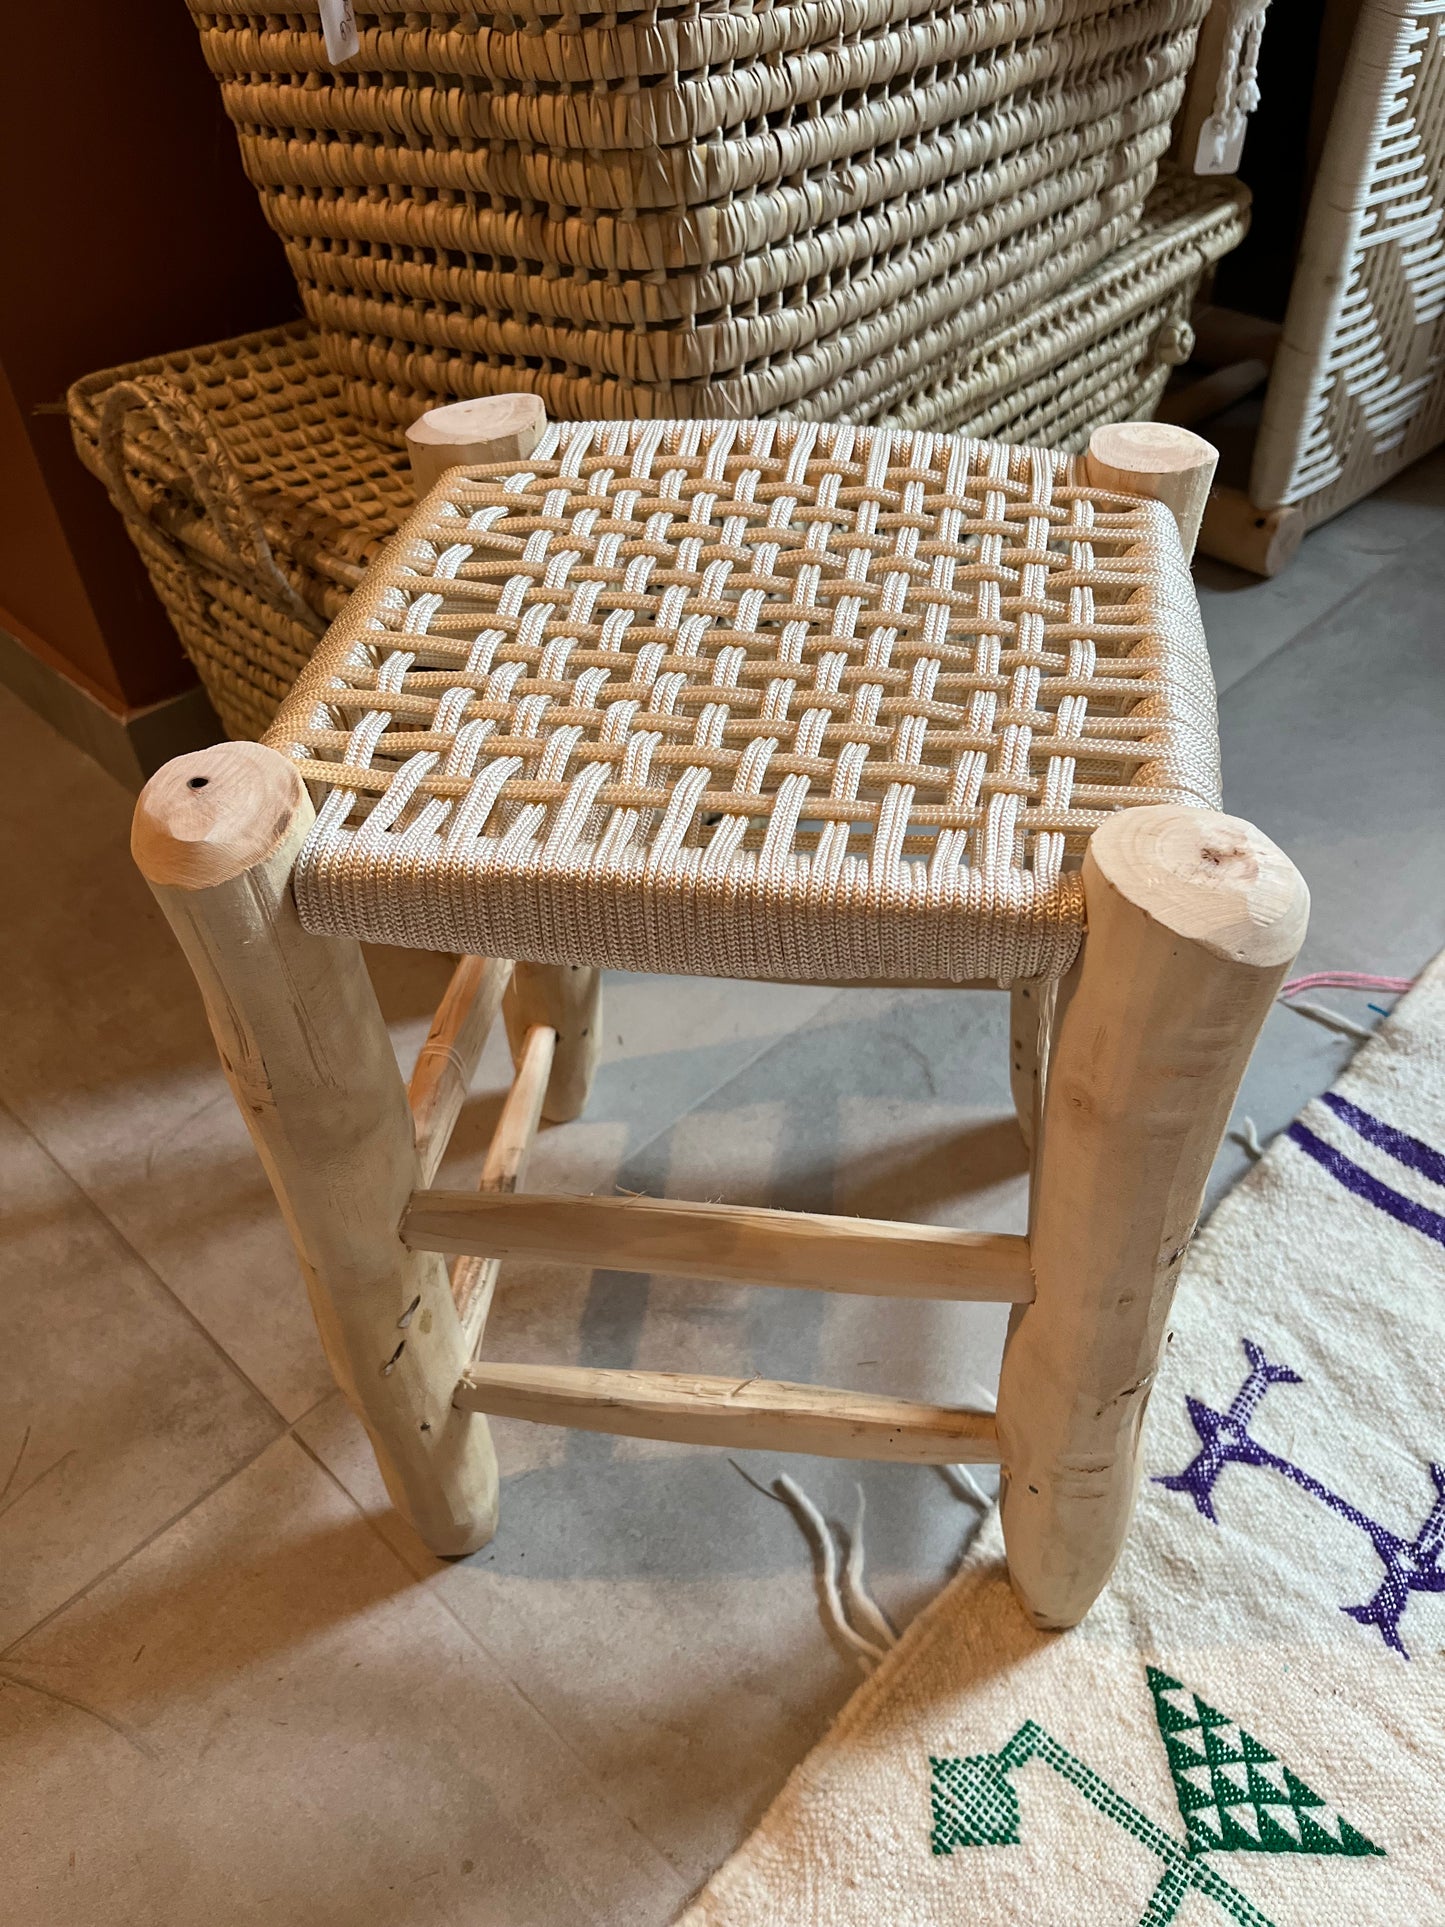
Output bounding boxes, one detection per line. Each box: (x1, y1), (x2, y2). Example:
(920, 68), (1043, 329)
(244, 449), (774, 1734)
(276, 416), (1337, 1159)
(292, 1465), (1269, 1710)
(1280, 996), (1373, 1041)
(939, 1462), (995, 1508)
(773, 1474), (891, 1671)
(839, 1485), (897, 1652)
(731, 1460), (898, 1673)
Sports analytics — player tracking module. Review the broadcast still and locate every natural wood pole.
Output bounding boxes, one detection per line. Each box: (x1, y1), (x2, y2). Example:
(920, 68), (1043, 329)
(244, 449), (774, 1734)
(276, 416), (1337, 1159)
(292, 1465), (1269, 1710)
(1154, 358), (1271, 431)
(1197, 488), (1305, 579)
(997, 804), (1308, 1628)
(455, 1364), (1000, 1464)
(452, 1023), (557, 1353)
(409, 953), (513, 1184)
(405, 1189), (1034, 1301)
(504, 963), (601, 1123)
(405, 394), (547, 495)
(1084, 422), (1219, 559)
(131, 742), (498, 1556)
(1008, 981), (1050, 1154)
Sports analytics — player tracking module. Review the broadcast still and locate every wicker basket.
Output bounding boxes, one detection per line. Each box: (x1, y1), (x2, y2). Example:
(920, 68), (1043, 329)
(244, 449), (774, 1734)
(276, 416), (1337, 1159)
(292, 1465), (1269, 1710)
(68, 173), (1247, 741)
(187, 0), (1208, 423)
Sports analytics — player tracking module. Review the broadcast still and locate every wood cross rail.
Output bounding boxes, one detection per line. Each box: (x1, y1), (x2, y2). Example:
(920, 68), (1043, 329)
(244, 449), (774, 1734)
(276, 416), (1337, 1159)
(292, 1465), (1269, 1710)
(454, 1364), (1001, 1462)
(403, 1189), (1034, 1303)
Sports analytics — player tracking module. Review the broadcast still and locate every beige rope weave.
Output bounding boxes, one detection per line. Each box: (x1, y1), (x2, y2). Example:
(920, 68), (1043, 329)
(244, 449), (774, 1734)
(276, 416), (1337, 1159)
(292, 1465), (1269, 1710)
(1253, 0), (1445, 526)
(68, 176), (1246, 745)
(188, 0), (1207, 423)
(265, 418), (1220, 985)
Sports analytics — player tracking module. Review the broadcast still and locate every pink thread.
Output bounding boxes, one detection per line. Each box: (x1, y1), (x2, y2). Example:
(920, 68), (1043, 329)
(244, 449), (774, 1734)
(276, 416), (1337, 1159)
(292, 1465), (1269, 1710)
(1280, 972), (1413, 998)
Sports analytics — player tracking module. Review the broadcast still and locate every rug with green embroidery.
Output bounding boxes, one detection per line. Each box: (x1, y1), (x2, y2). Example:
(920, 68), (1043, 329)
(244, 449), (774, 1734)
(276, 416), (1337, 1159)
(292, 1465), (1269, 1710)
(678, 956), (1445, 1925)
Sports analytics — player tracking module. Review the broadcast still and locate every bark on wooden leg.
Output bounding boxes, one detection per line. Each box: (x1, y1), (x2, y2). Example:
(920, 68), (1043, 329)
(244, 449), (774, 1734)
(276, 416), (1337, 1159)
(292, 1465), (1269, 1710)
(997, 805), (1307, 1629)
(132, 742), (498, 1556)
(504, 962), (601, 1123)
(1009, 981), (1050, 1154)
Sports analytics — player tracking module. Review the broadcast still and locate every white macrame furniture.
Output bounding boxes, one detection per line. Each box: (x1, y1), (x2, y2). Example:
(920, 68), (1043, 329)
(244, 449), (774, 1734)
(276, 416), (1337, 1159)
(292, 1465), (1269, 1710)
(1254, 0), (1445, 526)
(131, 404), (1307, 1631)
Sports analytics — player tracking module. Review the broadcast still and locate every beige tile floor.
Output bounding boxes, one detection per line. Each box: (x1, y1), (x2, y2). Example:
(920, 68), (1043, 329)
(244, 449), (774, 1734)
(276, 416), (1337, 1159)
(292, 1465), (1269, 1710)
(3, 450), (1444, 1924)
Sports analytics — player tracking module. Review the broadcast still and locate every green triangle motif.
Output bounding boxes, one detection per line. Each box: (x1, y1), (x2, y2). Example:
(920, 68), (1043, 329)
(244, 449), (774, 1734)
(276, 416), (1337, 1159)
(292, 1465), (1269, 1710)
(1146, 1667), (1383, 1859)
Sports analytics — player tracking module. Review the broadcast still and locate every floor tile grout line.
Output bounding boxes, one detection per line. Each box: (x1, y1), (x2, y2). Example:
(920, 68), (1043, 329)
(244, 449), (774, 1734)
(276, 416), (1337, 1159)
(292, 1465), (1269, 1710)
(3, 1398), (339, 1663)
(288, 1427), (692, 1893)
(0, 1088), (299, 1435)
(0, 1430), (287, 1661)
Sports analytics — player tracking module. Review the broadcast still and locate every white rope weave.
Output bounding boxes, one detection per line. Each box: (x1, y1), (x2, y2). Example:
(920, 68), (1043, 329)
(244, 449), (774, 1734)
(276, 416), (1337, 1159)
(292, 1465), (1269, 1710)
(266, 419), (1220, 985)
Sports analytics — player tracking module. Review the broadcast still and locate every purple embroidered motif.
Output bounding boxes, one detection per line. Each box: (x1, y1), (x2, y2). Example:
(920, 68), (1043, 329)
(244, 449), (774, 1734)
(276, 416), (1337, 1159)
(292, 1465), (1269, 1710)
(1155, 1339), (1445, 1658)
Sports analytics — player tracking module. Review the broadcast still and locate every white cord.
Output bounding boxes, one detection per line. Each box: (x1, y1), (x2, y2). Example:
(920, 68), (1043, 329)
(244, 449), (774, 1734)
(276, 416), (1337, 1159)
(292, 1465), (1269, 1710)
(840, 1484), (897, 1651)
(730, 1459), (897, 1672)
(939, 1462), (995, 1508)
(773, 1474), (892, 1671)
(1279, 996), (1373, 1041)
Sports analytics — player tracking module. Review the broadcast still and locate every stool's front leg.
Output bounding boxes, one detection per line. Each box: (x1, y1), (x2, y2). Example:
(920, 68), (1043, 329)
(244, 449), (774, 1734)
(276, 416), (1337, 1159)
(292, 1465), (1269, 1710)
(132, 742), (498, 1557)
(997, 804), (1307, 1629)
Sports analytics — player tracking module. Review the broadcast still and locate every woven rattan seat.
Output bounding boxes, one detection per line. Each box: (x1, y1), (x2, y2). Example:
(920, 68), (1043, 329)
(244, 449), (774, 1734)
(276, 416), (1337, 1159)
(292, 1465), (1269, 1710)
(267, 418), (1219, 985)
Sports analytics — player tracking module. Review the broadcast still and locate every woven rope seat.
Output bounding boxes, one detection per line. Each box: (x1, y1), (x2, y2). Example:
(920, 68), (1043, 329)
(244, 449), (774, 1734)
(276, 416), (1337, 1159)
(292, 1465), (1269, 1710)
(189, 0), (1207, 422)
(266, 417), (1219, 986)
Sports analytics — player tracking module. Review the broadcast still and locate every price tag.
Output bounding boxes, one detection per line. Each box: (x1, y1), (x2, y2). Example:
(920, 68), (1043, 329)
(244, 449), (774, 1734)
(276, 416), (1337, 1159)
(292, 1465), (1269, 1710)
(319, 0), (360, 63)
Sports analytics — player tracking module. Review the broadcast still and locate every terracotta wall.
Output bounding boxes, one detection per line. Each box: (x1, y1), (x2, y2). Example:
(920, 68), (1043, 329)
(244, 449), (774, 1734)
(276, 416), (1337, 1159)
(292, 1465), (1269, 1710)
(0, 3), (298, 713)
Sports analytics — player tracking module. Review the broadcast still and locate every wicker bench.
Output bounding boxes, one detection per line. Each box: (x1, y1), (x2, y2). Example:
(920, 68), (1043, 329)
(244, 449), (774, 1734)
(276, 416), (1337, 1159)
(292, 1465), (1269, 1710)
(130, 404), (1306, 1630)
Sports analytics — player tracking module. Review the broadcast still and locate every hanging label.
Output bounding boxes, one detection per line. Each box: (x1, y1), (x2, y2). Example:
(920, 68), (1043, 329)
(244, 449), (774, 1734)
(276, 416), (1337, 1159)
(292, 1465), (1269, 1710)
(319, 0), (360, 64)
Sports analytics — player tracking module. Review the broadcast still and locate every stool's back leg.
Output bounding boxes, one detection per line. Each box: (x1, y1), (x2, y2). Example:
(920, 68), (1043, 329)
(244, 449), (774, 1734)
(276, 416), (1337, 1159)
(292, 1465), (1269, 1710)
(504, 963), (601, 1123)
(132, 742), (498, 1557)
(997, 804), (1307, 1629)
(1008, 981), (1052, 1154)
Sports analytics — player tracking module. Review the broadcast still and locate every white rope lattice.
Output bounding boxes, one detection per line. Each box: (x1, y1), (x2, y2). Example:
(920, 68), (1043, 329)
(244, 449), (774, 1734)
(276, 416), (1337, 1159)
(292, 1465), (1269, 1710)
(1254, 0), (1445, 523)
(267, 420), (1220, 985)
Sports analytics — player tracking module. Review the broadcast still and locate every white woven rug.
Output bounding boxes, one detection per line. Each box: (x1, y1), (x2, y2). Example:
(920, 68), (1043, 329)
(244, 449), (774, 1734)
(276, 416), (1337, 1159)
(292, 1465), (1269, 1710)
(680, 957), (1445, 1926)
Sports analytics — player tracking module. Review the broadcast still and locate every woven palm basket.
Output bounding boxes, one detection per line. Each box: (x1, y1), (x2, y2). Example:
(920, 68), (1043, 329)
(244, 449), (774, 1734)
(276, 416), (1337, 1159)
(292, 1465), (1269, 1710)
(68, 174), (1247, 742)
(1253, 0), (1445, 525)
(188, 0), (1208, 424)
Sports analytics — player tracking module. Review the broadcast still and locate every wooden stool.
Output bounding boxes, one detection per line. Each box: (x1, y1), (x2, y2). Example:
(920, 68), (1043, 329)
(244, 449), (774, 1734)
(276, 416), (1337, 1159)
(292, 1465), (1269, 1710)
(131, 408), (1307, 1631)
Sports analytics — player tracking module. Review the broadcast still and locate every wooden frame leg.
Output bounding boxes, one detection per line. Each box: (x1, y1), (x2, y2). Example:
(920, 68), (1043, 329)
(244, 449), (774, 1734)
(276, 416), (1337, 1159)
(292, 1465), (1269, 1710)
(1008, 981), (1051, 1154)
(504, 962), (601, 1123)
(132, 742), (498, 1556)
(997, 804), (1307, 1629)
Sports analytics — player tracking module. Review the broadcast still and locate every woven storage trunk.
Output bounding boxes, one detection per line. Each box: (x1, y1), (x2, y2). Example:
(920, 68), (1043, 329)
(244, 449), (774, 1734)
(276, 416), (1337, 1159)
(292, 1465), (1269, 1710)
(1252, 0), (1445, 527)
(187, 0), (1208, 424)
(68, 173), (1247, 741)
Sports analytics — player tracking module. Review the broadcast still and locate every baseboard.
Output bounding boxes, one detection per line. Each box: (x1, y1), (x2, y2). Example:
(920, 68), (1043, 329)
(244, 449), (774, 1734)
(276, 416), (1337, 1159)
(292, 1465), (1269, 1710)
(0, 620), (224, 791)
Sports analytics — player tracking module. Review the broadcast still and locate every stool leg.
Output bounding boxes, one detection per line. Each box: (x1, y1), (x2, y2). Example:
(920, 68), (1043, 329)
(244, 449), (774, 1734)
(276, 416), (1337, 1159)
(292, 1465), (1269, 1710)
(132, 742), (498, 1557)
(997, 804), (1307, 1629)
(504, 963), (601, 1123)
(1008, 981), (1050, 1153)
